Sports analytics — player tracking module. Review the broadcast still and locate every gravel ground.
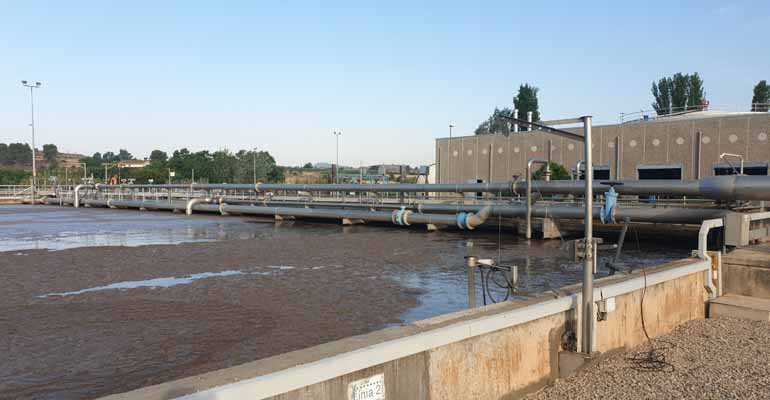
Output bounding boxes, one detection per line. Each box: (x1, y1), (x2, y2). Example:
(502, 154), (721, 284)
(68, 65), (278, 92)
(525, 317), (770, 400)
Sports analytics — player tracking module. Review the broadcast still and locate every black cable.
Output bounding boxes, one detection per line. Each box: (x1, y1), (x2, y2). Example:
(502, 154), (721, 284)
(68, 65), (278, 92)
(625, 226), (675, 372)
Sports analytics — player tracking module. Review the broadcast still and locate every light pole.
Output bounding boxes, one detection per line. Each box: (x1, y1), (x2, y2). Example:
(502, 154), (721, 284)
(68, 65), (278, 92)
(252, 147), (258, 184)
(79, 162), (87, 182)
(21, 80), (42, 204)
(333, 131), (342, 183)
(447, 124), (454, 183)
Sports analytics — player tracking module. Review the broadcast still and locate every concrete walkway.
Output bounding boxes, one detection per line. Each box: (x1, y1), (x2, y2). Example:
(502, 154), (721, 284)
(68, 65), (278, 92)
(525, 317), (770, 400)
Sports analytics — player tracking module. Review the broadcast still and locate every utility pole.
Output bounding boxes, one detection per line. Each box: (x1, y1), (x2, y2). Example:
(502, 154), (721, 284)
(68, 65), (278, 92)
(252, 147), (258, 184)
(21, 80), (42, 204)
(333, 131), (342, 183)
(447, 124), (454, 183)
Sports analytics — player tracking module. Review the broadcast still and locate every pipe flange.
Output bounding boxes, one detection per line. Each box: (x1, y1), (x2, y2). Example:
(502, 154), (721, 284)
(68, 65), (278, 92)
(401, 210), (412, 226)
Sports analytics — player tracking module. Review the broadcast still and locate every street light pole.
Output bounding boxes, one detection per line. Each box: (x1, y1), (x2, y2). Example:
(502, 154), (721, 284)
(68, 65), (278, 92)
(21, 80), (42, 204)
(333, 131), (342, 183)
(252, 147), (258, 184)
(447, 124), (454, 183)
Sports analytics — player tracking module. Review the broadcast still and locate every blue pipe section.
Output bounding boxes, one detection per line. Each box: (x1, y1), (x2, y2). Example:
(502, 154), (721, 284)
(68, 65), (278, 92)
(600, 187), (617, 223)
(456, 212), (469, 229)
(394, 208), (408, 225)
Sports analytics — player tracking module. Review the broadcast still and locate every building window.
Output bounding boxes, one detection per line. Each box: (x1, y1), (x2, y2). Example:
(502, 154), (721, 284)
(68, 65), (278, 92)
(713, 163), (769, 176)
(637, 165), (682, 180)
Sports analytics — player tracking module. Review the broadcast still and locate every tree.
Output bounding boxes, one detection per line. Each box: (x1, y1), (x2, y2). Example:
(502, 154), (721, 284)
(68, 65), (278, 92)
(0, 143), (8, 165)
(514, 84), (540, 123)
(474, 108), (514, 135)
(42, 144), (58, 168)
(302, 162), (313, 169)
(149, 150), (168, 164)
(117, 149), (133, 161)
(475, 83), (540, 135)
(533, 163), (571, 180)
(651, 72), (706, 115)
(6, 143), (32, 165)
(752, 80), (770, 112)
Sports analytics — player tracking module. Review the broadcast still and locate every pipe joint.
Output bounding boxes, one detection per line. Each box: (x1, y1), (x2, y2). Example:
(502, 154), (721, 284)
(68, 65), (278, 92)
(600, 187), (618, 224)
(392, 208), (412, 226)
(456, 212), (469, 229)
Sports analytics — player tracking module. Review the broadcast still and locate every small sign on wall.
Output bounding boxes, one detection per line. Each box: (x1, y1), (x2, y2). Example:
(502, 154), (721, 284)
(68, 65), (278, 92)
(348, 373), (385, 400)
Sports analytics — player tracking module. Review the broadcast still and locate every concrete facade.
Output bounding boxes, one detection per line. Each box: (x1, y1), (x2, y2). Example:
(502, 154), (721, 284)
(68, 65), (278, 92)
(435, 113), (770, 183)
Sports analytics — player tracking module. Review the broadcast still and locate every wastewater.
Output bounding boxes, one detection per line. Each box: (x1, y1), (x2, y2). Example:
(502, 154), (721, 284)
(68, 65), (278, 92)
(4, 204), (691, 322)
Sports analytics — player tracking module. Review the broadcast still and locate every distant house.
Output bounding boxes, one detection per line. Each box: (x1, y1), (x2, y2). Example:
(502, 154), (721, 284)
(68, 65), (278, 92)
(117, 159), (150, 169)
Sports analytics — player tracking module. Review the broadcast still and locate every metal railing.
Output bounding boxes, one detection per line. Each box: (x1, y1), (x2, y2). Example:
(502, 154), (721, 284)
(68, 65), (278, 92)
(619, 103), (770, 124)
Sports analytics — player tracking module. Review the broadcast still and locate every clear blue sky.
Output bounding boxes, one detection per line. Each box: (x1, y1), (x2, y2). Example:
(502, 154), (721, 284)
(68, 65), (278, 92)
(1, 1), (768, 167)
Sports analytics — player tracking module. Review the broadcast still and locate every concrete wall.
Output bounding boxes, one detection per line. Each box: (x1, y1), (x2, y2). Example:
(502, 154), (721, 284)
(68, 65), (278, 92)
(102, 258), (712, 400)
(436, 113), (770, 183)
(723, 245), (770, 299)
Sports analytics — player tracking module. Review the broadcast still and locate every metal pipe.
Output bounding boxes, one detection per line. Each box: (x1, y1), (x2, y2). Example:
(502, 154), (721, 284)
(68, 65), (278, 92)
(719, 152), (744, 175)
(697, 218), (723, 299)
(527, 111), (533, 131)
(614, 217), (630, 263)
(513, 109), (519, 133)
(615, 136), (622, 179)
(696, 131), (702, 180)
(186, 197), (212, 215)
(73, 184), (92, 208)
(465, 206), (491, 229)
(574, 160), (585, 180)
(526, 159), (548, 239)
(581, 115), (594, 355)
(97, 174), (770, 201)
(58, 195), (733, 224)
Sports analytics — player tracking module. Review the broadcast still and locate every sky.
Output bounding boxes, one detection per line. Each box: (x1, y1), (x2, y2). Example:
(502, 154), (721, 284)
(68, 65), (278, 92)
(1, 1), (768, 167)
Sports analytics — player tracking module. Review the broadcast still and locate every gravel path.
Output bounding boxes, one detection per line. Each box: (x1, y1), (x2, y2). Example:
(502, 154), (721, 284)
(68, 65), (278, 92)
(525, 317), (770, 400)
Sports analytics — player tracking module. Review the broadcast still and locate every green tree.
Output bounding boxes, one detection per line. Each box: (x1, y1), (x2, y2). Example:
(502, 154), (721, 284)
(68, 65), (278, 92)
(7, 143), (32, 165)
(42, 144), (58, 168)
(514, 83), (540, 123)
(475, 83), (540, 135)
(533, 163), (571, 180)
(475, 108), (514, 135)
(117, 149), (133, 161)
(149, 149), (168, 164)
(752, 80), (770, 112)
(302, 162), (313, 169)
(0, 143), (8, 165)
(652, 72), (706, 115)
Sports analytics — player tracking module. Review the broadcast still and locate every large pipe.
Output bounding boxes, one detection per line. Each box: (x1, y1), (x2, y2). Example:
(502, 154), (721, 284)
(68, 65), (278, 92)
(526, 159), (548, 239)
(186, 197), (212, 215)
(465, 206), (491, 229)
(76, 196), (731, 225)
(96, 175), (770, 201)
(73, 184), (91, 208)
(76, 198), (499, 229)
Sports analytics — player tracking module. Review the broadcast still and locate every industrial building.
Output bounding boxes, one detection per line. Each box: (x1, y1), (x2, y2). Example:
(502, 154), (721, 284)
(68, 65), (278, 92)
(435, 111), (770, 183)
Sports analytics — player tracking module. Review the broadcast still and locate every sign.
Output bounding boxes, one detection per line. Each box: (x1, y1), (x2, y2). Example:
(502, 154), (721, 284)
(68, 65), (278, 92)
(169, 171), (176, 177)
(347, 373), (385, 400)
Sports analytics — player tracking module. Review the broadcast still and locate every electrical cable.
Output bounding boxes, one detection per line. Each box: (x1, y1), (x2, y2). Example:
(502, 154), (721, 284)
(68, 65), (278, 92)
(625, 225), (675, 372)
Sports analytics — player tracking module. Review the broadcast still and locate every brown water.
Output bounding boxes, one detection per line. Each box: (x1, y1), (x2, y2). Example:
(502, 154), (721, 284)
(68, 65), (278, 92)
(0, 205), (692, 399)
